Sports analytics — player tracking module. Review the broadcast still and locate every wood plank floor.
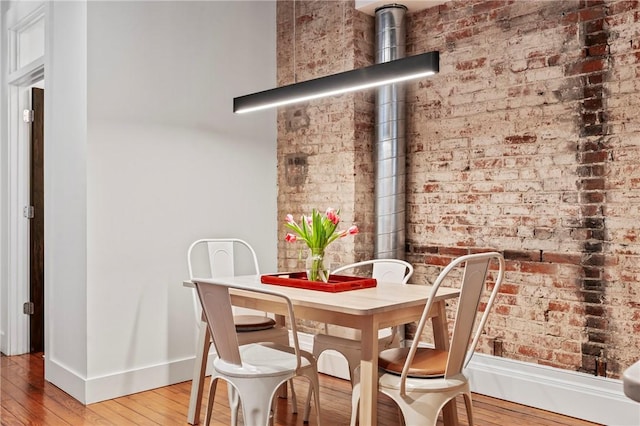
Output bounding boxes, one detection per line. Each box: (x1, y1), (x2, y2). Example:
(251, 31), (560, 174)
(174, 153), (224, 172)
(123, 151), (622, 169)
(1, 353), (601, 425)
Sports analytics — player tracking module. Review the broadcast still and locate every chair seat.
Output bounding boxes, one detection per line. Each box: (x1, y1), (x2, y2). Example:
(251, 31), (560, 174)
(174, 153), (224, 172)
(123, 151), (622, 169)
(379, 370), (469, 393)
(236, 324), (290, 346)
(234, 314), (276, 332)
(379, 347), (448, 378)
(214, 343), (314, 378)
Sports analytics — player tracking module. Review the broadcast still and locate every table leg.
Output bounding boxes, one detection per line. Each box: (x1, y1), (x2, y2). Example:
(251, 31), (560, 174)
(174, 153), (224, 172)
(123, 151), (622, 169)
(359, 317), (379, 425)
(432, 300), (459, 426)
(274, 313), (288, 399)
(188, 321), (211, 425)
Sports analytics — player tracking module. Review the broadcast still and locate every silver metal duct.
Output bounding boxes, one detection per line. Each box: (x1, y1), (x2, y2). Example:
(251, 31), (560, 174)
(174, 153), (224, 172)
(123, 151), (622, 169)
(375, 4), (407, 259)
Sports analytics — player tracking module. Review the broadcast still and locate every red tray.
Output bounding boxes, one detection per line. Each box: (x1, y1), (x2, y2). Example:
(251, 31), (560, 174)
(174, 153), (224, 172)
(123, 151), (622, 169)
(260, 272), (377, 292)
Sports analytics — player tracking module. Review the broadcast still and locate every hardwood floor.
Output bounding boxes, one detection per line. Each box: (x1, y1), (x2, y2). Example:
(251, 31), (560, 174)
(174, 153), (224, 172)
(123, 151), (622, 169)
(1, 353), (600, 425)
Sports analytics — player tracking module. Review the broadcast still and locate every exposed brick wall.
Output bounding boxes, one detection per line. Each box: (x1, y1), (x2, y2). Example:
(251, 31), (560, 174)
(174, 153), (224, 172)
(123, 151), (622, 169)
(276, 0), (640, 377)
(574, 0), (611, 377)
(276, 1), (375, 319)
(599, 0), (640, 376)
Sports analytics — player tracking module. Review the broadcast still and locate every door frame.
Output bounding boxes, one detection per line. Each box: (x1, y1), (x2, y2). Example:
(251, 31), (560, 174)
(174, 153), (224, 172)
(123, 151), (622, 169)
(1, 1), (45, 355)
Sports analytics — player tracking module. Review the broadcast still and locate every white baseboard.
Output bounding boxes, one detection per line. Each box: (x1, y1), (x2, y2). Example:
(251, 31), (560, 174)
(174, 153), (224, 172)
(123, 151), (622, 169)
(45, 355), (196, 404)
(466, 353), (639, 426)
(84, 357), (195, 404)
(45, 356), (88, 404)
(297, 333), (640, 426)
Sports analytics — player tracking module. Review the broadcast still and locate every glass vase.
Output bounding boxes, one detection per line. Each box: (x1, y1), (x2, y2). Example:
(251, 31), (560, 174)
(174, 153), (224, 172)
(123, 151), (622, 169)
(306, 248), (330, 283)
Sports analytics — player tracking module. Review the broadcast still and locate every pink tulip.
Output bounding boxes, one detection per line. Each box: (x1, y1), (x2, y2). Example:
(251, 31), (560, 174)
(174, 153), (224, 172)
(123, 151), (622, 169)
(285, 214), (295, 224)
(340, 225), (358, 237)
(326, 208), (339, 225)
(285, 233), (297, 243)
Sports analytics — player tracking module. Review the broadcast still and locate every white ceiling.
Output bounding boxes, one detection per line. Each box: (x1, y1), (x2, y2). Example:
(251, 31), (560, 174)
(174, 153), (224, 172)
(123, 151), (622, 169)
(355, 0), (449, 15)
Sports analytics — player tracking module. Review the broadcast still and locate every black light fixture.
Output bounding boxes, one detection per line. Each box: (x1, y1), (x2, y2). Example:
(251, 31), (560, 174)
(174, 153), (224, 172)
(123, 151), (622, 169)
(233, 51), (439, 114)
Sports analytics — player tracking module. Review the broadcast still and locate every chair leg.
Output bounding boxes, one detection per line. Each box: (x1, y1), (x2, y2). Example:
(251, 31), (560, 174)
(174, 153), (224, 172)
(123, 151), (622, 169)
(239, 395), (272, 426)
(380, 386), (457, 426)
(304, 383), (314, 423)
(304, 344), (325, 419)
(228, 385), (240, 426)
(233, 376), (286, 426)
(463, 392), (475, 426)
(272, 335), (297, 413)
(188, 323), (211, 425)
(312, 375), (322, 426)
(301, 373), (322, 425)
(275, 379), (297, 414)
(303, 387), (312, 423)
(204, 377), (219, 426)
(349, 380), (360, 426)
(289, 379), (298, 413)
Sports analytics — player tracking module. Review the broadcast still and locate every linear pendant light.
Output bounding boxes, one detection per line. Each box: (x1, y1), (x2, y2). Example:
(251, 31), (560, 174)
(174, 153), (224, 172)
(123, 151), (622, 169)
(233, 50), (439, 114)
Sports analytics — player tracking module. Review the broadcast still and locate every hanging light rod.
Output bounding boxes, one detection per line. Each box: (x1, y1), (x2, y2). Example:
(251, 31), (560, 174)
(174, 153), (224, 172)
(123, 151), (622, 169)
(233, 50), (439, 114)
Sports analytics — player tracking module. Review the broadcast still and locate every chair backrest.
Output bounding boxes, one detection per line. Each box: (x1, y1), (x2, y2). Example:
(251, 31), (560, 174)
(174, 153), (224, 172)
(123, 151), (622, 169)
(331, 259), (414, 284)
(193, 278), (302, 369)
(400, 252), (504, 394)
(187, 238), (260, 322)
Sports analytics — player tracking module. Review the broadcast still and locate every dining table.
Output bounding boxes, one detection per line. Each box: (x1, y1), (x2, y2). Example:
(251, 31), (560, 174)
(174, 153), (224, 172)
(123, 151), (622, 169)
(184, 274), (461, 425)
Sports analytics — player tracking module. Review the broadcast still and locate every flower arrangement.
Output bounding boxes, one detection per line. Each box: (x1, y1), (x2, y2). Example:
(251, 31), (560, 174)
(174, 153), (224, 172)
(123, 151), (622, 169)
(285, 208), (359, 282)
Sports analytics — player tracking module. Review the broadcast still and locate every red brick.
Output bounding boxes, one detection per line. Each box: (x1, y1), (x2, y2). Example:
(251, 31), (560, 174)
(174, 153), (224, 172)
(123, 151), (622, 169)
(587, 44), (608, 57)
(580, 178), (605, 190)
(609, 1), (639, 14)
(549, 301), (571, 312)
(520, 262), (559, 275)
(498, 283), (519, 295)
(581, 151), (608, 163)
(446, 28), (473, 43)
(504, 250), (540, 262)
(424, 255), (453, 267)
(578, 8), (606, 22)
(582, 98), (603, 110)
(547, 54), (562, 66)
(439, 247), (469, 257)
(585, 19), (604, 34)
(472, 0), (508, 14)
(494, 304), (511, 315)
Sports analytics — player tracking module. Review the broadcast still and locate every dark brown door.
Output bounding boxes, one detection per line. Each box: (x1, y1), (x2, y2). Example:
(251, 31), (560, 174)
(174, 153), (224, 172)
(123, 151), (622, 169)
(29, 87), (44, 353)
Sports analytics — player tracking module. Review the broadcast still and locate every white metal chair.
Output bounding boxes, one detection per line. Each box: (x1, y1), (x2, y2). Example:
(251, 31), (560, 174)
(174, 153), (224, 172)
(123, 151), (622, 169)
(350, 252), (505, 426)
(304, 259), (413, 415)
(193, 277), (322, 426)
(187, 238), (296, 425)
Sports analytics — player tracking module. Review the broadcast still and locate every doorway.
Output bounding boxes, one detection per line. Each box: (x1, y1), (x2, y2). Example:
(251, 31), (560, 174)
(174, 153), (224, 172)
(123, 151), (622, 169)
(29, 87), (44, 353)
(1, 1), (46, 356)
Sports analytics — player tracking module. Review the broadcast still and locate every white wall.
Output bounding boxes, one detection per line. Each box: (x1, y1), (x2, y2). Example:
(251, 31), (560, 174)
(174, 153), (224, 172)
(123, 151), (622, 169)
(44, 0), (89, 398)
(45, 0), (277, 403)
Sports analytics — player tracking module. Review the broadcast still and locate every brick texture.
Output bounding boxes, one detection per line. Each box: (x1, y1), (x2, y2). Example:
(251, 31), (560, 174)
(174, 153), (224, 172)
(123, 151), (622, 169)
(277, 0), (640, 378)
